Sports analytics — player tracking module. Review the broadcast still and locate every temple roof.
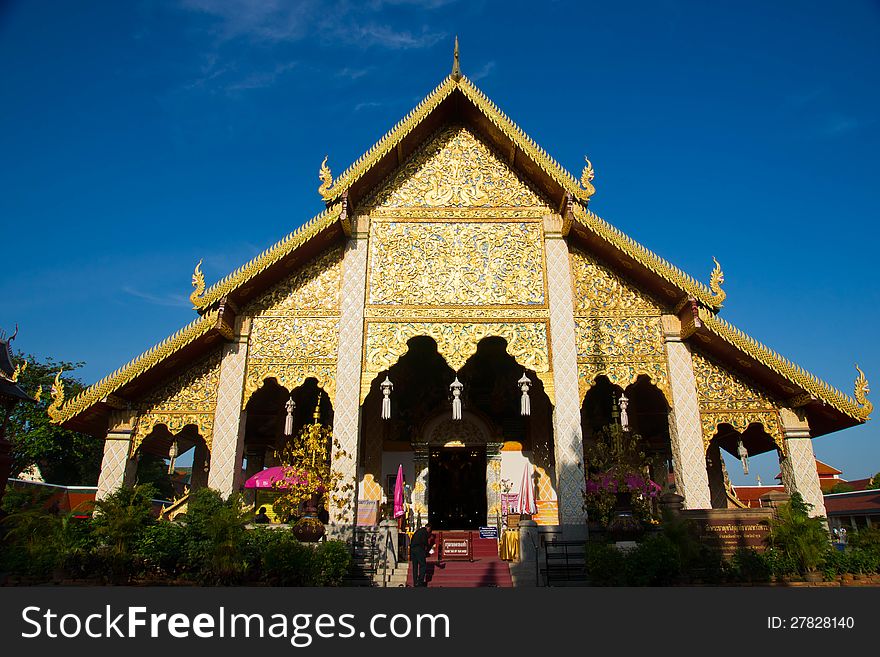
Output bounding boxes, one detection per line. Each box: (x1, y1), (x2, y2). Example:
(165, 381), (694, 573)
(51, 64), (871, 438)
(0, 329), (33, 402)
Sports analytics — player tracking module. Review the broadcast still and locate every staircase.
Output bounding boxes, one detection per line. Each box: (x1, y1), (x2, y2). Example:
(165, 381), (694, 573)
(406, 533), (513, 587)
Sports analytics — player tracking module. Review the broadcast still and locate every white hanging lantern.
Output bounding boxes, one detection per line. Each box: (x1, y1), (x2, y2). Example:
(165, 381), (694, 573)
(518, 372), (532, 416)
(167, 439), (179, 475)
(737, 439), (750, 475)
(450, 376), (464, 421)
(284, 396), (295, 436)
(380, 376), (393, 420)
(618, 393), (629, 432)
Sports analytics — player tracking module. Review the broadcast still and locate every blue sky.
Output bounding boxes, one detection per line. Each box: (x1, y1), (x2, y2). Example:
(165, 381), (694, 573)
(1, 1), (878, 486)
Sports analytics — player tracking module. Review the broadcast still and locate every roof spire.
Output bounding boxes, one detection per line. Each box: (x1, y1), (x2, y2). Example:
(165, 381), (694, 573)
(451, 36), (462, 81)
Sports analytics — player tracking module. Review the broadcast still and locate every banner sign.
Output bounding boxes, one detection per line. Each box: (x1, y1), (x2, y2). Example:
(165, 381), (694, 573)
(440, 532), (473, 561)
(479, 526), (498, 539)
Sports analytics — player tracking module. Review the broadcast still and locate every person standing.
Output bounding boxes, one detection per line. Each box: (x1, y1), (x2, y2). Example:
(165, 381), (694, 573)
(410, 523), (434, 587)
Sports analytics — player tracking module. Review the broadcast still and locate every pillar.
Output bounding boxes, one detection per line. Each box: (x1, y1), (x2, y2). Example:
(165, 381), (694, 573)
(329, 216), (369, 535)
(543, 215), (587, 538)
(486, 441), (503, 527)
(207, 318), (250, 497)
(778, 408), (826, 517)
(706, 442), (728, 509)
(412, 443), (429, 526)
(662, 315), (712, 509)
(95, 411), (138, 500)
(190, 440), (209, 490)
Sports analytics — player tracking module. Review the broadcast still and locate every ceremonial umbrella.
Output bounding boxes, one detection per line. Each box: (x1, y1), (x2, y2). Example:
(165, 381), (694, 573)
(516, 462), (537, 516)
(393, 464), (405, 519)
(244, 466), (308, 490)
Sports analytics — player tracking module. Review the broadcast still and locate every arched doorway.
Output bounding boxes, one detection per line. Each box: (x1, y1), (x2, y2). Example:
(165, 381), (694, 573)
(706, 423), (779, 509)
(242, 377), (334, 498)
(133, 424), (209, 501)
(358, 335), (554, 530)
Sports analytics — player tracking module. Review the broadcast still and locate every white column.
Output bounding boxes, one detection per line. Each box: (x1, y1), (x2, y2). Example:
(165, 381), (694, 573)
(95, 429), (137, 500)
(663, 315), (712, 509)
(330, 218), (369, 534)
(207, 320), (250, 497)
(779, 408), (826, 517)
(543, 216), (587, 537)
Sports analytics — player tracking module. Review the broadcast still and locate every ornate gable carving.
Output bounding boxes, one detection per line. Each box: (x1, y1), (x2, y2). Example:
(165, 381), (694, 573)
(243, 246), (344, 407)
(691, 350), (783, 453)
(245, 246), (343, 317)
(132, 351), (223, 454)
(360, 124), (551, 216)
(570, 247), (669, 402)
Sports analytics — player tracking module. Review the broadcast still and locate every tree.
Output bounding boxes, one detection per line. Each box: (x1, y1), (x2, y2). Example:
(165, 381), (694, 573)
(868, 472), (880, 490)
(6, 352), (102, 485)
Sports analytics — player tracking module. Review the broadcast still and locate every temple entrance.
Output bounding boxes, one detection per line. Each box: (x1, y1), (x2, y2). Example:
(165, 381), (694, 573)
(428, 446), (487, 530)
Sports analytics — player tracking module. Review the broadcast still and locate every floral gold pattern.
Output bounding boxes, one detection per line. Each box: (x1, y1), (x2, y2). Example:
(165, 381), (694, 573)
(131, 351), (222, 454)
(571, 248), (669, 402)
(368, 220), (545, 307)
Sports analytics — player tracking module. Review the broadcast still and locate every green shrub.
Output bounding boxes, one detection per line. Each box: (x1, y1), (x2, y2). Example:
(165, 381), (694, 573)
(177, 489), (249, 584)
(731, 548), (771, 583)
(313, 540), (351, 586)
(243, 528), (314, 585)
(91, 484), (157, 583)
(625, 534), (681, 586)
(584, 542), (626, 586)
(137, 521), (188, 577)
(768, 493), (829, 575)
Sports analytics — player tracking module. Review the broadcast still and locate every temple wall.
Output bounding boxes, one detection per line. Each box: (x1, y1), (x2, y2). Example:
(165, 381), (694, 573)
(130, 350), (223, 456)
(242, 246), (343, 408)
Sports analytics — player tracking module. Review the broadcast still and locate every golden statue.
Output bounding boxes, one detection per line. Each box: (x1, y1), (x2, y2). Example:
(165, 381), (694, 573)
(318, 155), (334, 201)
(580, 156), (596, 199)
(709, 257), (726, 306)
(190, 259), (205, 308)
(855, 365), (873, 418)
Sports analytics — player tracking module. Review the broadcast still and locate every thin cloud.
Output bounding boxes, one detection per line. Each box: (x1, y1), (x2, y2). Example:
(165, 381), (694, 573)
(470, 60), (496, 82)
(121, 287), (192, 308)
(354, 101), (383, 112)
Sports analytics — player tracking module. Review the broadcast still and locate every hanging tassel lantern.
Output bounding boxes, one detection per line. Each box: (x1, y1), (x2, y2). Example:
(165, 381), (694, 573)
(284, 396), (295, 436)
(450, 376), (463, 421)
(518, 372), (532, 416)
(737, 439), (750, 475)
(618, 393), (630, 432)
(380, 376), (393, 420)
(167, 439), (179, 475)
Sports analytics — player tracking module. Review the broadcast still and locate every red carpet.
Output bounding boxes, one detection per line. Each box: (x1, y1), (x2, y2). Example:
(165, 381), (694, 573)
(406, 533), (513, 588)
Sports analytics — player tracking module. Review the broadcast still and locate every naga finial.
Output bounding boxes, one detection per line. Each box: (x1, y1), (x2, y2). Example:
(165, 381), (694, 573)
(318, 155), (334, 201)
(580, 156), (596, 199)
(709, 257), (726, 306)
(47, 368), (65, 423)
(451, 36), (462, 81)
(11, 359), (27, 383)
(855, 365), (873, 419)
(190, 259), (206, 308)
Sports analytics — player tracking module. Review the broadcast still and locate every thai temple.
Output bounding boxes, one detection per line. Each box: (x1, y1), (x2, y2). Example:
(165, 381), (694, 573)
(48, 45), (872, 542)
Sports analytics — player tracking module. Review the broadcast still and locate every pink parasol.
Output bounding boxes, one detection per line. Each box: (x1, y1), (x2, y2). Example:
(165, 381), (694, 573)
(516, 462), (537, 516)
(244, 466), (308, 490)
(393, 464), (405, 519)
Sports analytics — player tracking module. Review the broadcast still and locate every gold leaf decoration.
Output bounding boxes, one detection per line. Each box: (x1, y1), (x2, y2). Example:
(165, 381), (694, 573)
(190, 259), (206, 308)
(318, 155), (334, 200)
(855, 365), (873, 419)
(709, 257), (726, 306)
